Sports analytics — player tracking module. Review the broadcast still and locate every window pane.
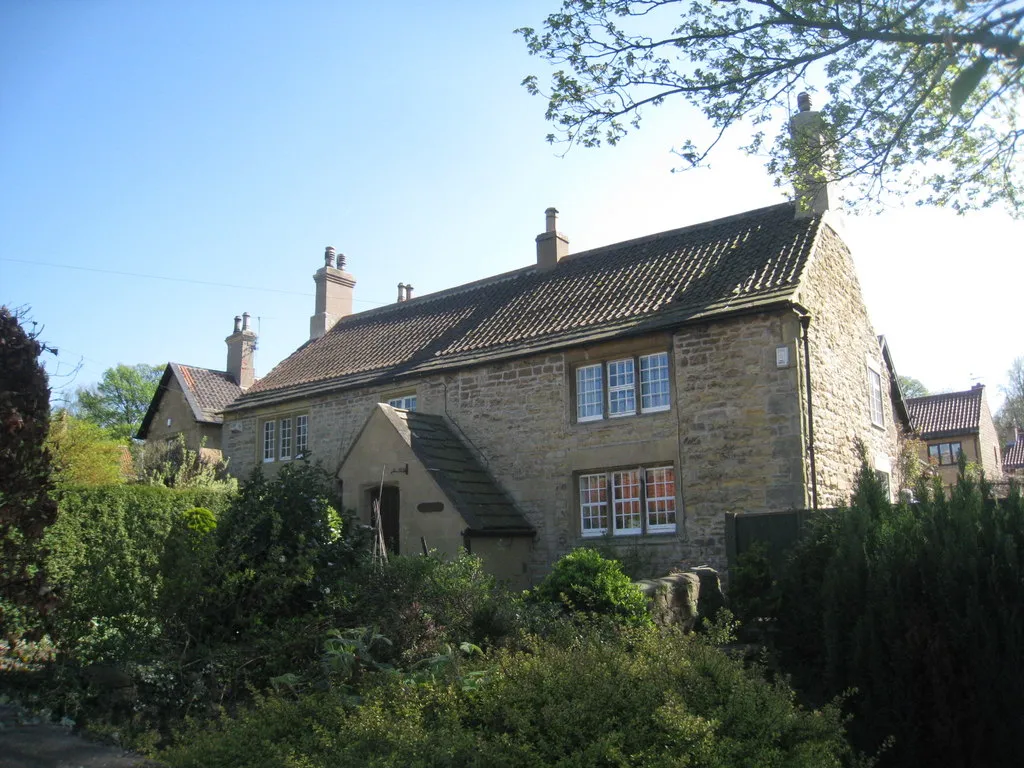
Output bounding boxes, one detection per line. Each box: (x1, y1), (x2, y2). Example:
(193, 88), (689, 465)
(577, 364), (603, 421)
(951, 442), (961, 463)
(388, 395), (417, 411)
(295, 414), (308, 456)
(928, 445), (940, 464)
(612, 470), (642, 534)
(262, 421), (275, 462)
(940, 443), (951, 464)
(579, 473), (608, 535)
(279, 417), (292, 460)
(640, 352), (671, 412)
(607, 359), (636, 416)
(645, 466), (676, 531)
(869, 369), (884, 426)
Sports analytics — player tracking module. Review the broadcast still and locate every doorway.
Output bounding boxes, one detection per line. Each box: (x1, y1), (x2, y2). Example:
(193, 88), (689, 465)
(370, 485), (400, 555)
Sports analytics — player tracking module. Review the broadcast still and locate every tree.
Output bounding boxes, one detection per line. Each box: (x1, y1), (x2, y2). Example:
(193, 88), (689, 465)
(899, 375), (929, 399)
(47, 411), (126, 487)
(0, 307), (59, 637)
(73, 363), (162, 441)
(996, 356), (1024, 444)
(518, 1), (1024, 213)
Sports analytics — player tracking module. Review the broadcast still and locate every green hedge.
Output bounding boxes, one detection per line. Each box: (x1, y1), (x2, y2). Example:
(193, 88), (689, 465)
(45, 485), (233, 661)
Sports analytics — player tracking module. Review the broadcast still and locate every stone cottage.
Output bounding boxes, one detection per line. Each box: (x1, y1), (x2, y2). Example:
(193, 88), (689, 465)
(221, 195), (906, 587)
(137, 313), (257, 456)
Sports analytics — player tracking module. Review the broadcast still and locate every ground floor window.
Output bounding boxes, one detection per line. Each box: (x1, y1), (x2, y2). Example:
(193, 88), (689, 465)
(578, 464), (677, 537)
(259, 412), (309, 462)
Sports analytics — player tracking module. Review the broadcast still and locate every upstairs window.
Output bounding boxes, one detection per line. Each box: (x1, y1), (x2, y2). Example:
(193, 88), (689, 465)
(867, 359), (885, 427)
(579, 465), (677, 537)
(928, 442), (962, 466)
(387, 394), (417, 411)
(260, 412), (309, 462)
(575, 351), (671, 422)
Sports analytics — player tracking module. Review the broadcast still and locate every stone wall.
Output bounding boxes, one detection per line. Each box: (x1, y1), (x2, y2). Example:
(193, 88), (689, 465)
(978, 390), (1004, 480)
(795, 218), (901, 505)
(144, 377), (222, 452)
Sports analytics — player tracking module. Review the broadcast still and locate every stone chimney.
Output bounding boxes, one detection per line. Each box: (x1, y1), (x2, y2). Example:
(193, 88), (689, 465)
(225, 312), (257, 390)
(535, 207), (569, 268)
(310, 245), (356, 340)
(789, 93), (837, 218)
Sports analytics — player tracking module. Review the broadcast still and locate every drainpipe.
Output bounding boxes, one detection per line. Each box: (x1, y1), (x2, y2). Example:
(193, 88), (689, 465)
(799, 313), (819, 510)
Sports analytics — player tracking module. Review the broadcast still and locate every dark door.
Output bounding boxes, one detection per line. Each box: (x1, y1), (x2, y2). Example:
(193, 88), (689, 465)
(371, 485), (400, 554)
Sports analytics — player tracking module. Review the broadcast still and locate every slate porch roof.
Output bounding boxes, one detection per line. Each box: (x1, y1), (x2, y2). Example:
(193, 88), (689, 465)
(138, 363), (242, 438)
(906, 387), (985, 440)
(377, 405), (533, 535)
(228, 202), (824, 410)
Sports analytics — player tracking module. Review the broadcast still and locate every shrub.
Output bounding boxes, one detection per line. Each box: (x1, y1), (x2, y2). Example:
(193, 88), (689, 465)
(161, 626), (856, 768)
(774, 460), (1024, 767)
(532, 547), (651, 626)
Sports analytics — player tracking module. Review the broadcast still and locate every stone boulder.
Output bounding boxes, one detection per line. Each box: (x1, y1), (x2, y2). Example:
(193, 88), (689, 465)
(635, 573), (700, 631)
(689, 566), (727, 623)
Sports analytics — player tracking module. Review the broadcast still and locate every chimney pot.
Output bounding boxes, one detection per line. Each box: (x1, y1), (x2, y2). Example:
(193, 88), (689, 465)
(405, 284), (414, 300)
(324, 246), (336, 268)
(397, 282), (406, 302)
(242, 312), (251, 331)
(797, 92), (812, 112)
(545, 207), (559, 233)
(337, 252), (346, 270)
(233, 315), (242, 333)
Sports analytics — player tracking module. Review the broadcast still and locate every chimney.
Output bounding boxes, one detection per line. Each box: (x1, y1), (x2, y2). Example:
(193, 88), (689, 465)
(310, 245), (356, 340)
(405, 284), (414, 300)
(225, 312), (257, 390)
(535, 207), (569, 268)
(789, 93), (837, 218)
(397, 282), (406, 302)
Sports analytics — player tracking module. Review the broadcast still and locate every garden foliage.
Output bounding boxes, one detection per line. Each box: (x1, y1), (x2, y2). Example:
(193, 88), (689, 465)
(532, 546), (651, 626)
(774, 462), (1024, 767)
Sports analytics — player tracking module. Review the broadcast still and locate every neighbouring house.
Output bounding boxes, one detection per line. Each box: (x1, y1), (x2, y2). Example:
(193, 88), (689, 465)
(219, 97), (906, 587)
(1002, 424), (1024, 479)
(137, 313), (256, 456)
(906, 384), (1003, 487)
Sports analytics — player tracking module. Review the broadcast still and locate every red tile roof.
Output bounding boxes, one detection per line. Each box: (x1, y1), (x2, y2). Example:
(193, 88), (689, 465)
(907, 387), (984, 439)
(137, 363), (243, 438)
(231, 203), (822, 409)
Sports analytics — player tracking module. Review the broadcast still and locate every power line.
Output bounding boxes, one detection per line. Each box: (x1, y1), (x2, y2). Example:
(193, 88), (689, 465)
(1, 257), (387, 305)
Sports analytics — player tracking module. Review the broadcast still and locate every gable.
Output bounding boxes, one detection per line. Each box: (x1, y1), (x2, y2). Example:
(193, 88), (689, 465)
(231, 203), (821, 409)
(138, 362), (242, 439)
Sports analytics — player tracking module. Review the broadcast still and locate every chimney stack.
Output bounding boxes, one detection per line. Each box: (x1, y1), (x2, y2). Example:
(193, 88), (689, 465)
(789, 93), (837, 218)
(310, 245), (356, 340)
(225, 312), (257, 390)
(535, 207), (569, 269)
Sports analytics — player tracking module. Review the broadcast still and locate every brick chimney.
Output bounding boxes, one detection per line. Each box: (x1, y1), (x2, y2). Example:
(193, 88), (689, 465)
(225, 312), (257, 390)
(536, 207), (569, 268)
(310, 246), (356, 340)
(789, 93), (837, 218)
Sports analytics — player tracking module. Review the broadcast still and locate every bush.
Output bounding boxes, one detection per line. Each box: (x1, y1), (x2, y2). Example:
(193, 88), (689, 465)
(774, 460), (1024, 767)
(532, 547), (651, 626)
(44, 485), (232, 662)
(161, 626), (856, 768)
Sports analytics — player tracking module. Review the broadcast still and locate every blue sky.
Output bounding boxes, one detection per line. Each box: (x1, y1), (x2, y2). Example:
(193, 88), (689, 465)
(3, 1), (1022, 412)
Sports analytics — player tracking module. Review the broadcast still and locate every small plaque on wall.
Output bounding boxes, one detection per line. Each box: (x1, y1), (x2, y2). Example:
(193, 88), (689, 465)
(417, 502), (445, 514)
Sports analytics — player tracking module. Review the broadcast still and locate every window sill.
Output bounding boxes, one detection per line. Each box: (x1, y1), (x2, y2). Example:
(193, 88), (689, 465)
(572, 409), (673, 429)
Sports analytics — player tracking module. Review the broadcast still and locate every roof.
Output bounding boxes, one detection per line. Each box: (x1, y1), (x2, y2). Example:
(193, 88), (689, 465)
(379, 405), (533, 534)
(230, 202), (823, 409)
(907, 387), (985, 439)
(137, 362), (242, 438)
(1004, 439), (1024, 471)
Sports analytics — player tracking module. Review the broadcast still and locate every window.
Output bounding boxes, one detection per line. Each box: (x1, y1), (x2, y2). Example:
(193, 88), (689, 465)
(928, 442), (962, 466)
(279, 417), (293, 460)
(260, 412), (308, 462)
(262, 420), (275, 463)
(579, 465), (677, 536)
(387, 394), (417, 411)
(296, 414), (308, 457)
(575, 351), (671, 422)
(867, 361), (885, 427)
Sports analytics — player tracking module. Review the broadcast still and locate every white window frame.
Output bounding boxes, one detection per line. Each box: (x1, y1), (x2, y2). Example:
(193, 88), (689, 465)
(262, 420), (276, 463)
(866, 358), (885, 427)
(386, 394), (418, 411)
(574, 350), (672, 423)
(295, 414), (308, 458)
(639, 352), (671, 413)
(576, 364), (604, 422)
(279, 417), (293, 461)
(579, 464), (677, 537)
